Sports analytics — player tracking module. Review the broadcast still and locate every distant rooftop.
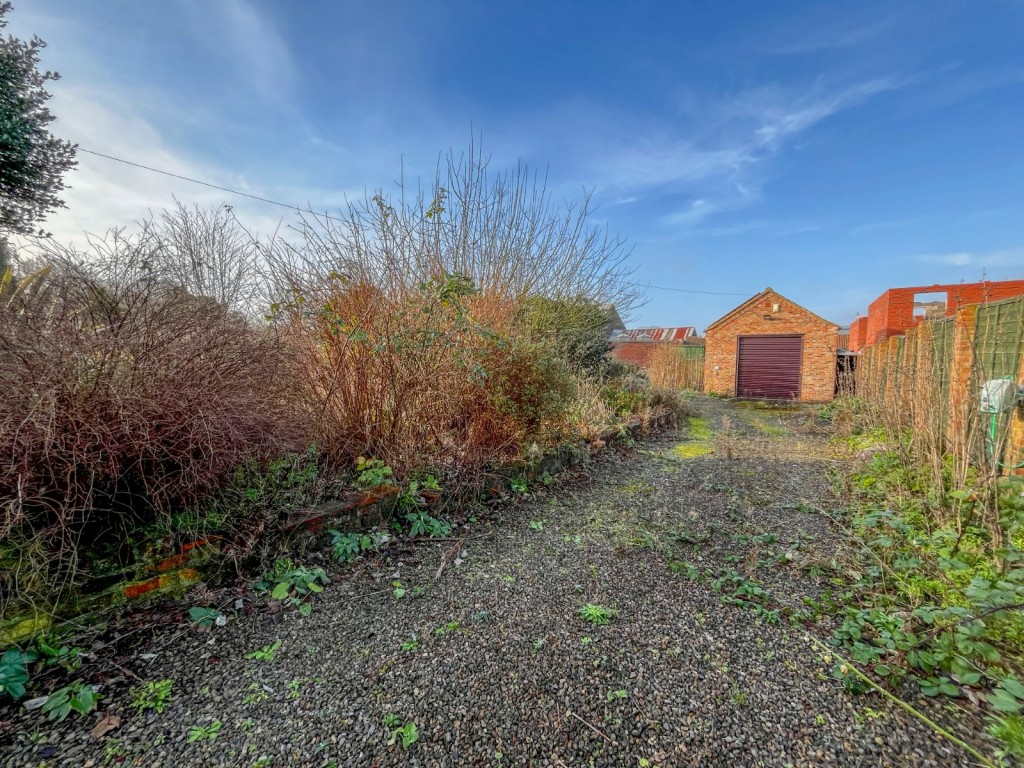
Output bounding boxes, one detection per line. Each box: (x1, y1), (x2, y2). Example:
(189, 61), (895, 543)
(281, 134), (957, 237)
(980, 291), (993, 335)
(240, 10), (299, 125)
(610, 327), (696, 343)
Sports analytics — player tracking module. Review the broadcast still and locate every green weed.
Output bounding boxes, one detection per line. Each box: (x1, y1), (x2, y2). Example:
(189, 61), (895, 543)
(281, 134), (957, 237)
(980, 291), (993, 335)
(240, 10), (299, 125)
(387, 721), (419, 749)
(187, 719), (222, 743)
(580, 603), (613, 625)
(0, 648), (34, 700)
(245, 640), (282, 662)
(130, 678), (173, 715)
(41, 681), (99, 721)
(252, 559), (328, 616)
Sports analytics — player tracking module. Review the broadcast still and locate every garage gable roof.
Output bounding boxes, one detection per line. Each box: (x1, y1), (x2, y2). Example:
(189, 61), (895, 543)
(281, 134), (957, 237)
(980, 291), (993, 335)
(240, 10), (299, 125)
(706, 287), (837, 332)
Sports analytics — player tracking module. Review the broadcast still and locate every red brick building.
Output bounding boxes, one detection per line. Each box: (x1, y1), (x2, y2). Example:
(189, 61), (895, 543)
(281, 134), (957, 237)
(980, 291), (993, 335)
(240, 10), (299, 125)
(849, 279), (1024, 351)
(609, 327), (697, 368)
(704, 288), (839, 402)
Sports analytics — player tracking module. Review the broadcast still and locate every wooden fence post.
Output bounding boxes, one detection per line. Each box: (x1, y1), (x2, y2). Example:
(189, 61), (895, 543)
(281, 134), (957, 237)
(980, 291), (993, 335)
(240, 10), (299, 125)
(947, 304), (979, 457)
(909, 324), (928, 437)
(883, 337), (900, 414)
(900, 327), (917, 426)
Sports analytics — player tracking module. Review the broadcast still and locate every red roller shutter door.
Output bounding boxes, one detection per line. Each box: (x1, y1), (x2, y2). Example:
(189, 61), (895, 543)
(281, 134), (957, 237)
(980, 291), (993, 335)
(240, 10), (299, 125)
(736, 335), (803, 399)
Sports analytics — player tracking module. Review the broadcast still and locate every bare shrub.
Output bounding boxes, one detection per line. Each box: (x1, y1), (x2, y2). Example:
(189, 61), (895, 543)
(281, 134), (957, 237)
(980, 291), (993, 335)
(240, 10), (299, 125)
(258, 142), (638, 313)
(0, 227), (301, 613)
(271, 272), (575, 478)
(260, 143), (637, 477)
(568, 376), (616, 440)
(150, 199), (264, 315)
(646, 387), (696, 425)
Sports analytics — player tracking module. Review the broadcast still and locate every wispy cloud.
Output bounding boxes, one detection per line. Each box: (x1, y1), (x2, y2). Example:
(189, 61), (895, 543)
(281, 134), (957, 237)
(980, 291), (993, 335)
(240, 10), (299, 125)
(849, 217), (922, 236)
(31, 87), (298, 244)
(584, 76), (912, 229)
(761, 18), (896, 56)
(742, 77), (910, 149)
(918, 247), (1024, 268)
(182, 0), (295, 103)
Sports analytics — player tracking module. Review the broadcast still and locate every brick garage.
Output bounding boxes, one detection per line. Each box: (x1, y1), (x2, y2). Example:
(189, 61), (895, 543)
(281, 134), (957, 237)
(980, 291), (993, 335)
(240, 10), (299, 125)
(704, 288), (839, 402)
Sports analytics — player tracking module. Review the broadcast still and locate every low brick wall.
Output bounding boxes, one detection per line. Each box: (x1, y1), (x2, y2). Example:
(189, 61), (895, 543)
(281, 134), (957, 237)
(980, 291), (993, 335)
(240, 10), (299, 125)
(609, 341), (658, 368)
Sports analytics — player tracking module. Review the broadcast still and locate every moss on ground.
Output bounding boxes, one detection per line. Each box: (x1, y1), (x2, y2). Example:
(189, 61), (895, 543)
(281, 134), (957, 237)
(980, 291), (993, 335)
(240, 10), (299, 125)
(733, 401), (802, 413)
(687, 417), (713, 441)
(671, 416), (714, 459)
(673, 443), (714, 459)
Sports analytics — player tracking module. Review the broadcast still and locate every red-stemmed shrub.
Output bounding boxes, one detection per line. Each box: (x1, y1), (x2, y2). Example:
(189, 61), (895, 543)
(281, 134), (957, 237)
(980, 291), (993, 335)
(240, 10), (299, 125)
(0, 230), (302, 613)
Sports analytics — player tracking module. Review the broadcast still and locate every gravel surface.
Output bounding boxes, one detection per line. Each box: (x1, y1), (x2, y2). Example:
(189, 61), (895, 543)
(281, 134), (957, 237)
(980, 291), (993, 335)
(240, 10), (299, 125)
(0, 398), (997, 767)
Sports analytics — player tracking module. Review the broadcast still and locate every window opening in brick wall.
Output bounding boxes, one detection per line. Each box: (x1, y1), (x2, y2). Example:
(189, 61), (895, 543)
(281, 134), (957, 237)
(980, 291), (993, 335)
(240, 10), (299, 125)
(913, 291), (948, 320)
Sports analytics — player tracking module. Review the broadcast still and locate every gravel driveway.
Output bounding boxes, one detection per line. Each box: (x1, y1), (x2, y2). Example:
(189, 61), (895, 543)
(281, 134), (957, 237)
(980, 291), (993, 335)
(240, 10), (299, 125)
(0, 398), (995, 767)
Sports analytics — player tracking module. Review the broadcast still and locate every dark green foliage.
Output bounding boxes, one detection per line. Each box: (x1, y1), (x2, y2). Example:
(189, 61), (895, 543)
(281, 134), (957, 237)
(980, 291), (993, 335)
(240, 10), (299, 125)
(33, 632), (82, 673)
(253, 559), (328, 617)
(519, 296), (614, 372)
(0, 2), (76, 235)
(330, 529), (388, 562)
(41, 680), (99, 721)
(831, 451), (1024, 757)
(0, 647), (33, 699)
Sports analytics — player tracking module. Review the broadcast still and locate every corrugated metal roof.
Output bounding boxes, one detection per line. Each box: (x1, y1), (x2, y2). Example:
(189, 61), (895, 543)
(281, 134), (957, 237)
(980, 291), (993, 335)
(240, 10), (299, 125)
(611, 326), (695, 342)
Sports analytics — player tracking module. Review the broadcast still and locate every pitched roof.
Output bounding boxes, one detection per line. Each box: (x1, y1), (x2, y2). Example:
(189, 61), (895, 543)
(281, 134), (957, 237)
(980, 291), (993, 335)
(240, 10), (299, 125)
(612, 326), (695, 342)
(705, 287), (837, 332)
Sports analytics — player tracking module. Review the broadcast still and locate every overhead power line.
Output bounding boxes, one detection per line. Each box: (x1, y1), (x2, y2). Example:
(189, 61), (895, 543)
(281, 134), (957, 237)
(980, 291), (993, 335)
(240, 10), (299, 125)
(80, 147), (753, 298)
(78, 147), (347, 224)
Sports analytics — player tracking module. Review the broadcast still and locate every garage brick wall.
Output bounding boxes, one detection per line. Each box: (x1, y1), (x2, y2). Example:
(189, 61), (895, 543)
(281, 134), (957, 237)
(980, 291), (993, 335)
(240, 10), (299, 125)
(704, 289), (839, 402)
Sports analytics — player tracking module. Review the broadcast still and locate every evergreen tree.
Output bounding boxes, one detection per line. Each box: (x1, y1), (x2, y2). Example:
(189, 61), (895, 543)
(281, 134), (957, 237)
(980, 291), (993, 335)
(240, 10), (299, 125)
(0, 2), (76, 236)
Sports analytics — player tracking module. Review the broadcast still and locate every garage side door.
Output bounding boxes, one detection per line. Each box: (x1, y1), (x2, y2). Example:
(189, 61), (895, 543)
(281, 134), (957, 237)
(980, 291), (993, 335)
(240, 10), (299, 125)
(736, 335), (803, 399)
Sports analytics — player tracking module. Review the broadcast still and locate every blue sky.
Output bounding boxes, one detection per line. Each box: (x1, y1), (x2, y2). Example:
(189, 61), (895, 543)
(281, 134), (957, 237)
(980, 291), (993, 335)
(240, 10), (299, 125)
(10, 1), (1024, 329)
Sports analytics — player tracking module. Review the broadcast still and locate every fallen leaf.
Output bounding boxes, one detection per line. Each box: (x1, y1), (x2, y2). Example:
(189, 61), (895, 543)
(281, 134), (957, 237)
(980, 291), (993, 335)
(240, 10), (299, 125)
(90, 713), (120, 740)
